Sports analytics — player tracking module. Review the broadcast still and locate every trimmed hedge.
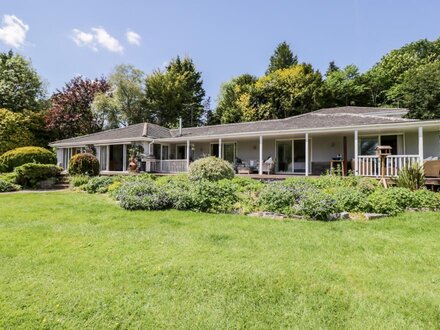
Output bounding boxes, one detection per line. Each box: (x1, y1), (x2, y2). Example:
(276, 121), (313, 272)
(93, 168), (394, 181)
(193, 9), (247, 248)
(188, 156), (234, 181)
(14, 163), (62, 188)
(0, 146), (56, 172)
(68, 153), (99, 176)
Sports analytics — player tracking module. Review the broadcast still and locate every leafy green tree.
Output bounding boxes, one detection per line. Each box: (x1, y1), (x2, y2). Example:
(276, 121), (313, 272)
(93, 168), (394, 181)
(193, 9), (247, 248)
(248, 64), (322, 121)
(0, 51), (46, 112)
(266, 42), (298, 74)
(0, 109), (36, 154)
(214, 74), (257, 124)
(92, 64), (146, 128)
(145, 56), (206, 127)
(364, 38), (440, 105)
(325, 61), (340, 76)
(397, 61), (440, 119)
(321, 65), (365, 107)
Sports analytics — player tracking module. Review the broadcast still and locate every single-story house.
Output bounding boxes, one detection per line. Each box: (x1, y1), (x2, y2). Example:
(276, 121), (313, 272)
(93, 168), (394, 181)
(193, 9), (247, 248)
(49, 106), (440, 178)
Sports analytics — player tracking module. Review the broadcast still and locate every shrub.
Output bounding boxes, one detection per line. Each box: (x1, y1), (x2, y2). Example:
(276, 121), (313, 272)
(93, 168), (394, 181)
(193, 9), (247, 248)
(68, 153), (99, 176)
(395, 163), (426, 191)
(108, 181), (122, 198)
(258, 182), (301, 214)
(412, 189), (440, 210)
(331, 187), (369, 212)
(231, 176), (264, 193)
(118, 180), (171, 211)
(0, 172), (17, 184)
(82, 176), (114, 194)
(299, 191), (338, 221)
(355, 177), (380, 194)
(0, 146), (56, 172)
(70, 175), (90, 188)
(189, 179), (238, 213)
(188, 156), (234, 181)
(386, 188), (418, 210)
(0, 178), (20, 192)
(119, 173), (156, 184)
(14, 163), (62, 188)
(160, 176), (195, 210)
(367, 189), (403, 215)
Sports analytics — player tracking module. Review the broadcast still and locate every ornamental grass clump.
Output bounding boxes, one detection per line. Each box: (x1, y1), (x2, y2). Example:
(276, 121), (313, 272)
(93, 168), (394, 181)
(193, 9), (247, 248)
(68, 153), (99, 176)
(188, 156), (234, 181)
(395, 163), (426, 191)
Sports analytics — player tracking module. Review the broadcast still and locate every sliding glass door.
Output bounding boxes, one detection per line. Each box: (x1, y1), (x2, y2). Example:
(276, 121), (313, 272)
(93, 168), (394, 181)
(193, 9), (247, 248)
(276, 139), (311, 173)
(276, 141), (292, 172)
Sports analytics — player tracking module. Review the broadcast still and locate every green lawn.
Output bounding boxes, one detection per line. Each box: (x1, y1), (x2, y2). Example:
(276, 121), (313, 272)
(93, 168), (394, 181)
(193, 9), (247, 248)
(1, 192), (440, 329)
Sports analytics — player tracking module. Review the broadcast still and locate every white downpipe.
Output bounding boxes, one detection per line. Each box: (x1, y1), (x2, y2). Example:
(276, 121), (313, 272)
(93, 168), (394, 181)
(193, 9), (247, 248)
(354, 130), (359, 176)
(259, 136), (263, 175)
(186, 140), (190, 170)
(418, 126), (424, 163)
(305, 133), (309, 176)
(160, 144), (163, 172)
(122, 144), (127, 172)
(218, 138), (222, 159)
(148, 141), (154, 156)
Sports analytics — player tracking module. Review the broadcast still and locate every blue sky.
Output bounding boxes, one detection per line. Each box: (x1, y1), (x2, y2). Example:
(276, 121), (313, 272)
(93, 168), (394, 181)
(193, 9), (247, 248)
(1, 0), (439, 104)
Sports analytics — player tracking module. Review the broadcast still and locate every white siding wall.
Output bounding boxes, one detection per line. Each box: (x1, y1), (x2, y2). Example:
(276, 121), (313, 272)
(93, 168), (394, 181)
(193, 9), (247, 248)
(405, 131), (439, 157)
(424, 131), (440, 157)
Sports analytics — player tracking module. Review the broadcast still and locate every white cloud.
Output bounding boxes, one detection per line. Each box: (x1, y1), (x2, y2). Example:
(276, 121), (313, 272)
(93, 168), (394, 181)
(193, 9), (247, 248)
(0, 14), (29, 48)
(126, 29), (141, 46)
(92, 27), (123, 54)
(72, 28), (96, 51)
(71, 27), (123, 54)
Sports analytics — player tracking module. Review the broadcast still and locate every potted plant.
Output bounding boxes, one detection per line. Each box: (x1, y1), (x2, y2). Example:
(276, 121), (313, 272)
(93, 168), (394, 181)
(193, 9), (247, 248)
(128, 145), (144, 172)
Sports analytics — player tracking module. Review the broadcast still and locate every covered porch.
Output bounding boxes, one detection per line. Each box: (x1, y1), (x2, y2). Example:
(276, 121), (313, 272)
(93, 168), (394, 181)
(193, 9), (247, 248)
(142, 125), (440, 178)
(56, 125), (440, 179)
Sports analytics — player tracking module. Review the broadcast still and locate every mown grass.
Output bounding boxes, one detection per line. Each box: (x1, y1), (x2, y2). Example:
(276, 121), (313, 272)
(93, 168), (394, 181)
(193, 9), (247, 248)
(1, 192), (440, 329)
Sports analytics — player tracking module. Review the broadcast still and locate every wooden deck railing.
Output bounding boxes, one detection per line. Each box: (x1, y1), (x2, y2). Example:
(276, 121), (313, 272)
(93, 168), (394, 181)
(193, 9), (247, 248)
(357, 155), (420, 177)
(151, 160), (188, 173)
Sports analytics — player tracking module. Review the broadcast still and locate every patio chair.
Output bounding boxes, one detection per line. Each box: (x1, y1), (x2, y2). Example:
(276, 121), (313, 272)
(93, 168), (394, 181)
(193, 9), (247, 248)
(424, 158), (440, 177)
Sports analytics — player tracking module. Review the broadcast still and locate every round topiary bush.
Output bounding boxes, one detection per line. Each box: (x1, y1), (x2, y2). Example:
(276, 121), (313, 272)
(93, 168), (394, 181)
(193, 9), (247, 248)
(0, 146), (56, 172)
(68, 153), (100, 176)
(188, 156), (234, 181)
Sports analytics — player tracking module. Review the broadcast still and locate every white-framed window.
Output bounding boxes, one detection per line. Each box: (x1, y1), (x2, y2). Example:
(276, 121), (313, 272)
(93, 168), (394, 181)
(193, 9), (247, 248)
(359, 134), (404, 156)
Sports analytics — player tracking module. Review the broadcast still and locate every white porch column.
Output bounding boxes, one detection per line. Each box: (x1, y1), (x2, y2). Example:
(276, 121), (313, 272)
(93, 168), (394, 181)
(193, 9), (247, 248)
(259, 136), (263, 175)
(354, 130), (359, 175)
(160, 144), (163, 172)
(218, 138), (222, 159)
(186, 140), (190, 170)
(305, 133), (309, 176)
(106, 145), (110, 171)
(122, 144), (127, 171)
(418, 126), (424, 163)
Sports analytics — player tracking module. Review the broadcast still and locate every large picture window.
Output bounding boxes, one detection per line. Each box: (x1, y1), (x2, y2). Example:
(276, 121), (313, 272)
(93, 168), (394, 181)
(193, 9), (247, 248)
(359, 135), (403, 156)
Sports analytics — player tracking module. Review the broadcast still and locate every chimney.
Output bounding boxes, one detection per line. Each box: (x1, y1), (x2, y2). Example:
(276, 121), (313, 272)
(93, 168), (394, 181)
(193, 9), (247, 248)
(179, 117), (182, 136)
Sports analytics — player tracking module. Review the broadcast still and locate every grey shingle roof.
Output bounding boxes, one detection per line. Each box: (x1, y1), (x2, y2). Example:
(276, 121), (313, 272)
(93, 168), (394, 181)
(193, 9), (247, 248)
(51, 106), (417, 145)
(51, 122), (171, 145)
(169, 107), (416, 138)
